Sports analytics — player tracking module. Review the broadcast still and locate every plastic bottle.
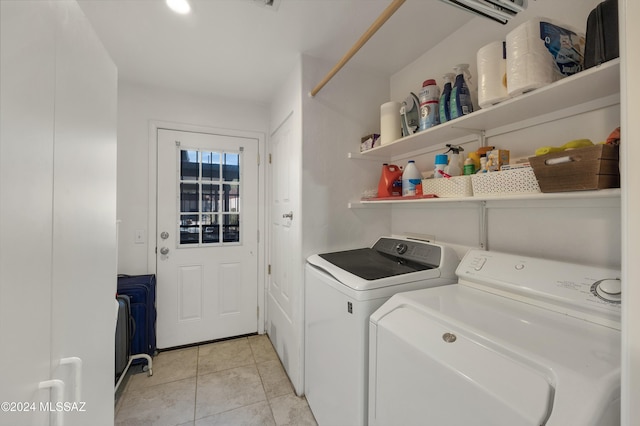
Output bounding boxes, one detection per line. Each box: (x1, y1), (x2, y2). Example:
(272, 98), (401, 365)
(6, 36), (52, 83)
(477, 156), (488, 173)
(434, 154), (448, 179)
(402, 161), (422, 196)
(418, 79), (440, 131)
(450, 64), (474, 120)
(463, 157), (476, 175)
(439, 73), (455, 124)
(444, 144), (464, 177)
(377, 164), (403, 198)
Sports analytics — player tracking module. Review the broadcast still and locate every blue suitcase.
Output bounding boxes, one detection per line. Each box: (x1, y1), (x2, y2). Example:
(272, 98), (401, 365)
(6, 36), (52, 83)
(117, 275), (157, 360)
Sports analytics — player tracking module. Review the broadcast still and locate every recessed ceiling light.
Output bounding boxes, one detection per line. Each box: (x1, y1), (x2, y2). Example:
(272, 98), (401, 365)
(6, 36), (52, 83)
(166, 0), (191, 14)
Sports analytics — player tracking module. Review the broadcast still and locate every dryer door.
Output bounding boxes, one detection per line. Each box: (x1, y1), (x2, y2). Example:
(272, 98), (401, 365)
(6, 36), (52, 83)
(369, 305), (553, 426)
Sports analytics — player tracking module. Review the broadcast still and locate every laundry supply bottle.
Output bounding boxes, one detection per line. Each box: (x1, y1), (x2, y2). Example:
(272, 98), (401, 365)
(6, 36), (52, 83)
(477, 156), (488, 173)
(439, 73), (455, 124)
(450, 64), (474, 120)
(402, 161), (422, 196)
(418, 79), (440, 131)
(378, 163), (403, 198)
(444, 144), (464, 177)
(434, 154), (448, 178)
(463, 157), (476, 175)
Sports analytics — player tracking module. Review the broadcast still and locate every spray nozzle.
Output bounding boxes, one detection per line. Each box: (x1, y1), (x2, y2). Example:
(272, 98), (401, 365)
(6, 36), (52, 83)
(453, 64), (473, 87)
(442, 72), (455, 83)
(445, 144), (464, 154)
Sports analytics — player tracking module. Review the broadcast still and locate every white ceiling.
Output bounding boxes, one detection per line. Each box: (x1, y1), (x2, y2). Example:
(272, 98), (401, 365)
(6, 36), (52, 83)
(77, 0), (473, 104)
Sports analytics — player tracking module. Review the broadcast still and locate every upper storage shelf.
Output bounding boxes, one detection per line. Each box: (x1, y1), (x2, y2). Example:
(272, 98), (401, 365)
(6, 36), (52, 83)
(362, 59), (620, 159)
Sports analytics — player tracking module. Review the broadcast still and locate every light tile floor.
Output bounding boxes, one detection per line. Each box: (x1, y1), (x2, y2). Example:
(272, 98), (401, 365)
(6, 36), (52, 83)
(115, 335), (317, 426)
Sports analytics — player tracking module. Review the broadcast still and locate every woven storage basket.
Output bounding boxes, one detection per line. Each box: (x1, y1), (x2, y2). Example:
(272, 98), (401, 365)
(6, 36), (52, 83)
(422, 176), (473, 198)
(471, 167), (541, 196)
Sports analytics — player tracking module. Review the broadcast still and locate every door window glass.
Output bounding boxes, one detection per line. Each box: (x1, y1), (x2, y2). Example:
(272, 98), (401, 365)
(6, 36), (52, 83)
(202, 151), (221, 181)
(223, 214), (240, 243)
(202, 184), (219, 212)
(180, 183), (199, 212)
(180, 150), (199, 180)
(178, 148), (242, 246)
(222, 184), (239, 212)
(202, 214), (220, 243)
(179, 214), (200, 245)
(223, 153), (240, 182)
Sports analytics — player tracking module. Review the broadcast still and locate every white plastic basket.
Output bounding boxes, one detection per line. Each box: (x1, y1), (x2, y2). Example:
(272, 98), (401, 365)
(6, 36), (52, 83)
(471, 167), (541, 196)
(422, 176), (474, 198)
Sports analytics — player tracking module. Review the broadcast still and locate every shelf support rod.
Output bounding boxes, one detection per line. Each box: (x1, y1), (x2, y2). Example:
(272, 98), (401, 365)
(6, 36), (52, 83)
(309, 0), (406, 97)
(479, 129), (487, 147)
(479, 201), (488, 250)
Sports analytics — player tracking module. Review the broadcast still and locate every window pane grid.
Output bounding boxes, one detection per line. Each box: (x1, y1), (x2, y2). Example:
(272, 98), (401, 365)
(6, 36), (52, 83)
(178, 148), (241, 246)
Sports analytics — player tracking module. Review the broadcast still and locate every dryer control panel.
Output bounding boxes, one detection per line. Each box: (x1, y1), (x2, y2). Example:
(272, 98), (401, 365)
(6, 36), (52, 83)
(457, 250), (621, 329)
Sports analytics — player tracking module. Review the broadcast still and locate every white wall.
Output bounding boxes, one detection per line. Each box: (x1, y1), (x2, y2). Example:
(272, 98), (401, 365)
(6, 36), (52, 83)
(116, 82), (269, 274)
(300, 54), (392, 258)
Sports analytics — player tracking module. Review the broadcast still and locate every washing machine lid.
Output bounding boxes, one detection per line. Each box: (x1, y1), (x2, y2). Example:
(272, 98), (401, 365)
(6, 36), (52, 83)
(306, 237), (457, 291)
(371, 284), (621, 425)
(318, 248), (432, 280)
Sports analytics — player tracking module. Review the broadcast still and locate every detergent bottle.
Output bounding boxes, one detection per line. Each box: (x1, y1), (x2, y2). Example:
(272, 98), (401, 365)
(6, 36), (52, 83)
(402, 161), (422, 196)
(439, 73), (455, 124)
(418, 79), (440, 131)
(450, 64), (474, 120)
(378, 164), (403, 197)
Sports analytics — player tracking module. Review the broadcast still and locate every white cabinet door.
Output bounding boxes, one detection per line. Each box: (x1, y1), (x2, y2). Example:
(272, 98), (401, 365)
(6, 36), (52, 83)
(0, 2), (118, 425)
(267, 114), (303, 393)
(49, 2), (118, 425)
(0, 2), (56, 425)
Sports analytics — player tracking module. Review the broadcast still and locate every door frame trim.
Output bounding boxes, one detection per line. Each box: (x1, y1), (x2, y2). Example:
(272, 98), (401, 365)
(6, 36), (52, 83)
(148, 120), (266, 334)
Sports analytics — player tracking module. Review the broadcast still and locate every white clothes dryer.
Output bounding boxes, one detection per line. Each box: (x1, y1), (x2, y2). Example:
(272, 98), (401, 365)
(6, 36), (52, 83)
(304, 237), (460, 426)
(369, 249), (621, 426)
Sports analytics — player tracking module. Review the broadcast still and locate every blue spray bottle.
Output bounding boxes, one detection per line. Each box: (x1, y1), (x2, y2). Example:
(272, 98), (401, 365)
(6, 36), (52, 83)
(449, 64), (474, 120)
(438, 73), (455, 124)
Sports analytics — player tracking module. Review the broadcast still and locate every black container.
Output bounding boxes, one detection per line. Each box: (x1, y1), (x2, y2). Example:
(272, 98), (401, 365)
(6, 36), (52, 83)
(584, 0), (619, 69)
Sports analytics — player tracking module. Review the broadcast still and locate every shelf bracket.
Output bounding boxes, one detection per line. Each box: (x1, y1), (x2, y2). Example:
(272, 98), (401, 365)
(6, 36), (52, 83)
(448, 127), (487, 147)
(347, 152), (387, 161)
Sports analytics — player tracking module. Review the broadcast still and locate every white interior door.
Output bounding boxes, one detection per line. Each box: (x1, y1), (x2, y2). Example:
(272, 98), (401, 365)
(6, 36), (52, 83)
(157, 129), (259, 348)
(267, 114), (303, 392)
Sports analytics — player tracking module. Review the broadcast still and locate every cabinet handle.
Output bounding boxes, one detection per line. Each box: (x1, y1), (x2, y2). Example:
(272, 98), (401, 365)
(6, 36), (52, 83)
(60, 356), (82, 401)
(39, 379), (65, 426)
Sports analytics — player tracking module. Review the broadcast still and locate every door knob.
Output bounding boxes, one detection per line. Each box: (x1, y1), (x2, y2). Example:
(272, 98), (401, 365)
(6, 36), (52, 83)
(160, 247), (169, 255)
(283, 211), (293, 220)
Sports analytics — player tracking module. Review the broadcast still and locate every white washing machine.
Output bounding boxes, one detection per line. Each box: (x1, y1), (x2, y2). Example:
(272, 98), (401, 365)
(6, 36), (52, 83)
(304, 237), (460, 426)
(369, 249), (621, 426)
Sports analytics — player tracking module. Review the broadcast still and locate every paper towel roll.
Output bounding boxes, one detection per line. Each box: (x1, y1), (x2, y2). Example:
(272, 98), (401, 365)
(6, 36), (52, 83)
(380, 101), (402, 145)
(506, 18), (584, 96)
(477, 41), (509, 109)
